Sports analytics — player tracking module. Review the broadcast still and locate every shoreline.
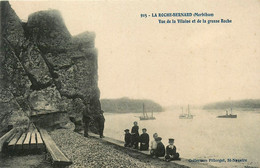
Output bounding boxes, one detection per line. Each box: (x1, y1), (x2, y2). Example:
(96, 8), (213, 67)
(49, 129), (216, 168)
(104, 111), (163, 114)
(49, 129), (188, 168)
(84, 132), (216, 168)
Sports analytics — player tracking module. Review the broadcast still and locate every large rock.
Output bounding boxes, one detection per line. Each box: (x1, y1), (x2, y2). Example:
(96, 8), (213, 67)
(28, 86), (62, 113)
(0, 89), (29, 134)
(0, 1), (103, 133)
(55, 48), (98, 98)
(0, 1), (30, 134)
(20, 43), (53, 88)
(0, 1), (24, 50)
(26, 9), (71, 52)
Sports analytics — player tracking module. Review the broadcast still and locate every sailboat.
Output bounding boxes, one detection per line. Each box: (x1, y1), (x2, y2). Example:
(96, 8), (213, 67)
(179, 105), (193, 119)
(217, 108), (237, 118)
(139, 103), (156, 120)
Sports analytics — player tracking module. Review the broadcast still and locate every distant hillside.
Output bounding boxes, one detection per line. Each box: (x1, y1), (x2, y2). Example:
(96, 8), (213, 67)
(100, 97), (164, 113)
(203, 99), (260, 109)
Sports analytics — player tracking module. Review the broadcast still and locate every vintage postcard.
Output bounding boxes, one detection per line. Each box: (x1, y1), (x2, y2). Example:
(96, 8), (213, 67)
(0, 0), (259, 168)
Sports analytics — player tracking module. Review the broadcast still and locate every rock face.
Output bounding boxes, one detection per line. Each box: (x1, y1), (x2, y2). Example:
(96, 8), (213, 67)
(0, 1), (103, 134)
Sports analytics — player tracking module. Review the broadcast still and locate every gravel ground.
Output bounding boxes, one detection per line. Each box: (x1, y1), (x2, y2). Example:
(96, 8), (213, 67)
(0, 154), (52, 168)
(49, 129), (186, 168)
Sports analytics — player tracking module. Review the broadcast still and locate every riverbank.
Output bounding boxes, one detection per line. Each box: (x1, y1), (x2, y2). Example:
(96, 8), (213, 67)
(49, 129), (188, 168)
(0, 128), (214, 168)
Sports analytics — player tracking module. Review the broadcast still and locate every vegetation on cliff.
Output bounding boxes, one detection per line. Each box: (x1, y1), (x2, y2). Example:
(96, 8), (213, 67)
(203, 99), (260, 110)
(101, 97), (163, 113)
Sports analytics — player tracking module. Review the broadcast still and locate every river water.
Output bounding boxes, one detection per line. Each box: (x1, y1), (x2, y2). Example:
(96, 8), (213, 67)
(103, 109), (260, 168)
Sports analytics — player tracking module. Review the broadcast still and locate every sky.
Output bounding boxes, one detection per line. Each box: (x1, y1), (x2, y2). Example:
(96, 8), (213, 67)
(9, 0), (260, 106)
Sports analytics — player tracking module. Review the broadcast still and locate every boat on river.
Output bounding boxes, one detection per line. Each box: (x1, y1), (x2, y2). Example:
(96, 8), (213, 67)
(217, 108), (237, 118)
(179, 105), (193, 119)
(139, 103), (156, 120)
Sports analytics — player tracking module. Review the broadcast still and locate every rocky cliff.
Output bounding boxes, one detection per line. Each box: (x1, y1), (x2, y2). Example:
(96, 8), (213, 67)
(0, 1), (103, 134)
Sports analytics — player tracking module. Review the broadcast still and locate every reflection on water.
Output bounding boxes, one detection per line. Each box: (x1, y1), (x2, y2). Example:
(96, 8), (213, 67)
(104, 109), (260, 167)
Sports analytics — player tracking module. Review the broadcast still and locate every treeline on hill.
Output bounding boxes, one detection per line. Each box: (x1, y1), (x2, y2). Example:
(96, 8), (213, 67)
(100, 97), (164, 113)
(203, 99), (260, 109)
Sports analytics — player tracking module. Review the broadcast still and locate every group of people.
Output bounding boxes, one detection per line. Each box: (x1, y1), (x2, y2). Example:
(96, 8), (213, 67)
(124, 121), (149, 150)
(124, 121), (180, 162)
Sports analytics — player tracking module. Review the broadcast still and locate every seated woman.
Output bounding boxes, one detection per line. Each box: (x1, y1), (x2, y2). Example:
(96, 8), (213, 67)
(165, 138), (180, 161)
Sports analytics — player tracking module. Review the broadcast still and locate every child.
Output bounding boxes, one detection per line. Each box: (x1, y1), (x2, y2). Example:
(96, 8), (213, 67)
(124, 129), (131, 147)
(131, 121), (139, 149)
(165, 138), (180, 161)
(150, 133), (158, 156)
(139, 128), (149, 151)
(154, 137), (165, 157)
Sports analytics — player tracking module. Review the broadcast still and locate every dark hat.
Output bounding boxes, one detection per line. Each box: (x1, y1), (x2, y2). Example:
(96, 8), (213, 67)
(169, 138), (174, 142)
(124, 129), (129, 132)
(156, 137), (162, 141)
(142, 128), (147, 131)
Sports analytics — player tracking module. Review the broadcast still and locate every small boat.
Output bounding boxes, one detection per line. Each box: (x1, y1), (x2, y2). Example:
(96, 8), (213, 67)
(139, 103), (156, 120)
(217, 108), (237, 118)
(179, 105), (193, 119)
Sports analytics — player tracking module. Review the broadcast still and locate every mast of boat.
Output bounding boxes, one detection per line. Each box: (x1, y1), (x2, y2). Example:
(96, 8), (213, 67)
(145, 105), (148, 118)
(188, 104), (190, 116)
(229, 97), (233, 115)
(142, 103), (145, 117)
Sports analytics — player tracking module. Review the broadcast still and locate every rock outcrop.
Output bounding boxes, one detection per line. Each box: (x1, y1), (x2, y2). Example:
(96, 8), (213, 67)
(0, 1), (103, 134)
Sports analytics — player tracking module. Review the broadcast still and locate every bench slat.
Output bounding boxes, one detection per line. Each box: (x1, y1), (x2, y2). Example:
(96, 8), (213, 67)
(8, 132), (21, 146)
(16, 133), (27, 150)
(35, 130), (44, 149)
(39, 129), (72, 166)
(8, 131), (22, 150)
(23, 132), (31, 149)
(30, 131), (37, 149)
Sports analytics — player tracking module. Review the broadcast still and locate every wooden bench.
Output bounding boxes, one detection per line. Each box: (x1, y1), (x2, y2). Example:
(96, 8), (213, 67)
(1, 127), (72, 167)
(39, 128), (72, 168)
(0, 127), (45, 155)
(16, 128), (45, 153)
